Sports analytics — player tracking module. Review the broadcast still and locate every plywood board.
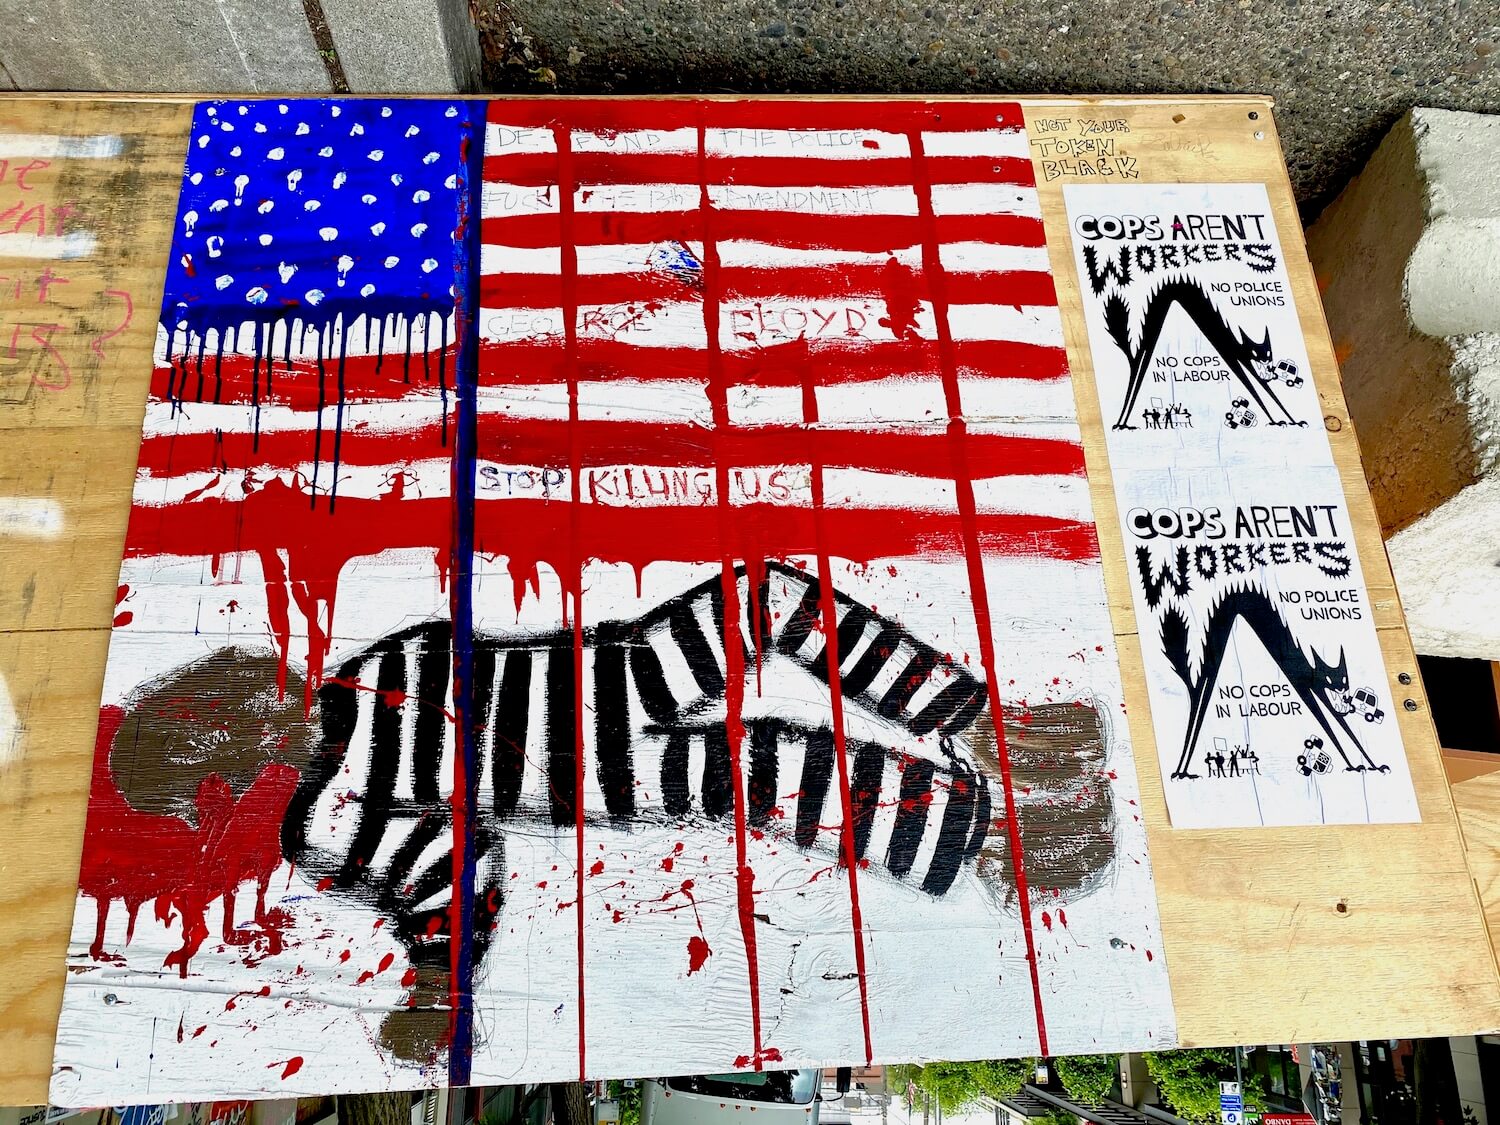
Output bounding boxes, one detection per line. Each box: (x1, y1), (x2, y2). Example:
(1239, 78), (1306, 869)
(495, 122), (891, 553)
(0, 94), (1495, 1107)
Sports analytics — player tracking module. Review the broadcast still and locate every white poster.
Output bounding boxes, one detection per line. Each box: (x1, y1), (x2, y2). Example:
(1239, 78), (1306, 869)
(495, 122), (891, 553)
(1064, 182), (1419, 828)
(1065, 182), (1329, 467)
(1115, 466), (1419, 827)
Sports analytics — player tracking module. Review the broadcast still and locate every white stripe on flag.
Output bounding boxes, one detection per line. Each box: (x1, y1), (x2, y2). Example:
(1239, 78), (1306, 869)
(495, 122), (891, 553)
(479, 241), (936, 275)
(708, 183), (917, 215)
(480, 301), (1064, 351)
(929, 183), (1042, 218)
(485, 124), (558, 155)
(479, 301), (708, 348)
(718, 242), (922, 270)
(481, 181), (560, 216)
(938, 241), (1052, 274)
(945, 303), (1065, 346)
(139, 396), (449, 439)
(919, 129), (1031, 160)
(482, 300), (951, 349)
(476, 380), (712, 425)
(573, 127), (696, 155)
(154, 313), (458, 366)
(705, 128), (912, 160)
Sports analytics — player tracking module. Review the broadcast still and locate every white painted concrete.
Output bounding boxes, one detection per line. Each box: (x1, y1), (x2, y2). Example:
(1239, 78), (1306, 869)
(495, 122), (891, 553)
(1309, 107), (1500, 660)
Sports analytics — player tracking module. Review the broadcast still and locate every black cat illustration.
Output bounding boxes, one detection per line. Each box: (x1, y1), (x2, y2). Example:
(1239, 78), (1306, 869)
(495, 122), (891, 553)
(1101, 277), (1305, 431)
(1158, 584), (1387, 779)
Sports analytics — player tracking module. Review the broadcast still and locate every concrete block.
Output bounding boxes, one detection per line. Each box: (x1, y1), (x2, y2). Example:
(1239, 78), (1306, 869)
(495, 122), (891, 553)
(0, 0), (330, 92)
(321, 0), (481, 92)
(1307, 108), (1500, 661)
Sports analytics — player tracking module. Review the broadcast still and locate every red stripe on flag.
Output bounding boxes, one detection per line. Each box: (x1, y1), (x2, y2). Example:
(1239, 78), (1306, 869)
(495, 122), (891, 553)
(479, 266), (1058, 309)
(483, 152), (1035, 190)
(150, 332), (1065, 408)
(479, 210), (1046, 250)
(151, 348), (459, 409)
(136, 418), (1084, 479)
(475, 337), (1068, 385)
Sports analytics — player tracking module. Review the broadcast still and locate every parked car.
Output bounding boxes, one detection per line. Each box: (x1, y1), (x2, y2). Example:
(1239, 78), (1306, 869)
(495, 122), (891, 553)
(641, 1068), (845, 1125)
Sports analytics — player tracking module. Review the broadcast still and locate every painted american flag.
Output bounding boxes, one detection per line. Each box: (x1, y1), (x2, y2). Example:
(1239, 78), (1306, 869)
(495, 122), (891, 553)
(55, 98), (1175, 1106)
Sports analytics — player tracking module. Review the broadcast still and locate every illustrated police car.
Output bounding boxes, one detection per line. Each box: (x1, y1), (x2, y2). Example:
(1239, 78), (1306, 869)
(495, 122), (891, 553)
(1350, 686), (1385, 723)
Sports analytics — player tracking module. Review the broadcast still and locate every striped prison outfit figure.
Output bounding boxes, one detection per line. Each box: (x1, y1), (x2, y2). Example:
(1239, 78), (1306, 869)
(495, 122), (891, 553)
(93, 563), (1115, 1061)
(281, 563), (996, 1012)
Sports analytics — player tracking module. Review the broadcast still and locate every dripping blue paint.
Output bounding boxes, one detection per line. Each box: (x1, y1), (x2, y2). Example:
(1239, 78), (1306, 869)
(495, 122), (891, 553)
(159, 98), (477, 503)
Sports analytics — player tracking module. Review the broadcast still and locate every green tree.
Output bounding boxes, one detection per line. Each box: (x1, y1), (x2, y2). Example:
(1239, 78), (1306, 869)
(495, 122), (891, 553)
(1055, 1054), (1122, 1105)
(896, 1059), (1039, 1114)
(1144, 1049), (1268, 1125)
(606, 1081), (642, 1125)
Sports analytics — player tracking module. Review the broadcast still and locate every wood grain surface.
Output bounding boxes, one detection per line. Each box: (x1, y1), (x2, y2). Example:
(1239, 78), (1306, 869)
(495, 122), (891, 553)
(0, 94), (1495, 1106)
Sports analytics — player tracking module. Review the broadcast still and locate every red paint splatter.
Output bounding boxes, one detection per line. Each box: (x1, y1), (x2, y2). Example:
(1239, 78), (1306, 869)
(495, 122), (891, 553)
(112, 585), (135, 630)
(79, 707), (299, 977)
(377, 952), (395, 974)
(687, 935), (712, 974)
(1041, 911), (1053, 931)
(588, 860), (604, 876)
(1146, 950), (1154, 961)
(225, 984), (272, 1011)
(272, 1056), (303, 1079)
(877, 255), (922, 340)
(401, 967), (418, 987)
(1058, 909), (1068, 928)
(339, 949), (351, 963)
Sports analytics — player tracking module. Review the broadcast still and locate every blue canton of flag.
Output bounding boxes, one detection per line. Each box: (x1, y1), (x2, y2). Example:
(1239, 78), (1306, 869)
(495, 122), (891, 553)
(161, 98), (477, 343)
